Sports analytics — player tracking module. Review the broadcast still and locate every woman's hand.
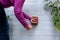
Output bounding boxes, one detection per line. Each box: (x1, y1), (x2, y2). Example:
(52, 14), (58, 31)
(31, 16), (38, 25)
(26, 25), (32, 30)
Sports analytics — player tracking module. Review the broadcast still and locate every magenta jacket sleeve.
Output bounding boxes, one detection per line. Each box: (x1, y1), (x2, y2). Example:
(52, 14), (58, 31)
(14, 0), (29, 28)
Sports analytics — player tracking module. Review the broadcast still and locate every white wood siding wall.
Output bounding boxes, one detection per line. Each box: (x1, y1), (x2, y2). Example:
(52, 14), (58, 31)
(5, 0), (60, 40)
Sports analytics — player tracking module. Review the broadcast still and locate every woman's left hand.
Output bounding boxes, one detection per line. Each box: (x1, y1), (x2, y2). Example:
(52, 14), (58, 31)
(31, 16), (38, 25)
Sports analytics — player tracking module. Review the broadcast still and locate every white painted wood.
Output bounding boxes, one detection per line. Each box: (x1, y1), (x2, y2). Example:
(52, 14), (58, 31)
(5, 0), (60, 40)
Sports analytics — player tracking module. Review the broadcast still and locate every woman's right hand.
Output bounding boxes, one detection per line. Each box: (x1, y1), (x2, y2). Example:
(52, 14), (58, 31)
(26, 25), (32, 30)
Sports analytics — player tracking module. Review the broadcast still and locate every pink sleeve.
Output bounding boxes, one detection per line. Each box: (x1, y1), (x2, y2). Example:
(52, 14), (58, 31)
(14, 0), (29, 28)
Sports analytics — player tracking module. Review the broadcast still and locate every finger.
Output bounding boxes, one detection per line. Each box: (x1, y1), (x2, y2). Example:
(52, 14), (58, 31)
(31, 21), (37, 23)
